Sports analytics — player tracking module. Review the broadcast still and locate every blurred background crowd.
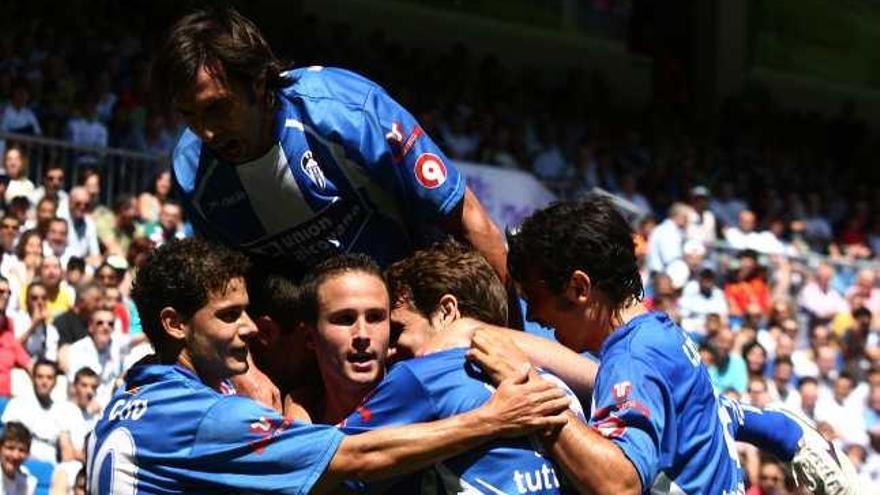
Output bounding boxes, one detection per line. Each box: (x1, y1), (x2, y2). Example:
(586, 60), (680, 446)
(1, 0), (879, 494)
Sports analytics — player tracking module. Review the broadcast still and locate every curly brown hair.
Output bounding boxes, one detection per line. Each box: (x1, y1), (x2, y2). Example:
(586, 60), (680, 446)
(131, 238), (250, 355)
(386, 241), (508, 326)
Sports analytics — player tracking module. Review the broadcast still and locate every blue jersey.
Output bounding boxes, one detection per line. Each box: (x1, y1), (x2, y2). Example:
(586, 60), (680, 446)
(173, 66), (465, 274)
(590, 312), (744, 495)
(341, 348), (584, 494)
(86, 364), (344, 494)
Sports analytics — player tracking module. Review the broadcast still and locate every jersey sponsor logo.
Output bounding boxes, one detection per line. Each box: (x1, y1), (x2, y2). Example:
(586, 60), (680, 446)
(386, 123), (423, 162)
(300, 150), (327, 190)
(512, 463), (562, 493)
(414, 153), (447, 189)
(203, 190), (247, 214)
(612, 381), (632, 403)
(248, 416), (292, 454)
(108, 398), (149, 422)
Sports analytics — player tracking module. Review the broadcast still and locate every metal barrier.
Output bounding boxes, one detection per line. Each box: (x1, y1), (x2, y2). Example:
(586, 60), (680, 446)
(0, 132), (169, 206)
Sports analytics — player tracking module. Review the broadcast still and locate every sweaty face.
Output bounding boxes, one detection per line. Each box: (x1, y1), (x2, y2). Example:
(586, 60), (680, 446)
(176, 64), (268, 163)
(185, 277), (256, 383)
(311, 272), (390, 393)
(389, 302), (434, 361)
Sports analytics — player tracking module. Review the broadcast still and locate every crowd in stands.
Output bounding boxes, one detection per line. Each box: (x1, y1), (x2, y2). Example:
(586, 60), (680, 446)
(1, 4), (880, 494)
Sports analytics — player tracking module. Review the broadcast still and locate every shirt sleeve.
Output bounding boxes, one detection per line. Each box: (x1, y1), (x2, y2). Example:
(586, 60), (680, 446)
(340, 363), (434, 433)
(12, 337), (30, 370)
(343, 84), (465, 223)
(189, 395), (345, 494)
(589, 356), (669, 491)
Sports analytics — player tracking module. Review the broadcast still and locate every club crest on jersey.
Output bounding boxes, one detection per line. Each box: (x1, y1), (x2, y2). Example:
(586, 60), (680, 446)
(414, 153), (447, 189)
(612, 381), (632, 403)
(301, 150), (327, 190)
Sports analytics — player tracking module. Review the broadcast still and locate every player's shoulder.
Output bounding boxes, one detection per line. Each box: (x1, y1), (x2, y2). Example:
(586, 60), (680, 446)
(393, 348), (469, 382)
(605, 312), (689, 367)
(283, 66), (382, 111)
(171, 128), (203, 193)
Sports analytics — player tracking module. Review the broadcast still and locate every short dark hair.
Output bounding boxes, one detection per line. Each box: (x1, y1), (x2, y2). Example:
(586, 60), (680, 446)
(67, 256), (86, 274)
(386, 241), (508, 326)
(74, 366), (99, 384)
(798, 376), (818, 389)
(299, 254), (385, 325)
(131, 238), (250, 354)
(247, 272), (301, 333)
(508, 195), (643, 309)
(151, 6), (292, 110)
(43, 163), (64, 176)
(854, 306), (872, 319)
(33, 358), (58, 377)
(774, 356), (793, 368)
(1, 422), (31, 449)
(113, 194), (134, 214)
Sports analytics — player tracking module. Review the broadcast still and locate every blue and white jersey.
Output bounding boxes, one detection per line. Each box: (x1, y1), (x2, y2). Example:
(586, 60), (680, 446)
(86, 364), (344, 494)
(590, 312), (745, 495)
(173, 66), (465, 273)
(341, 347), (584, 494)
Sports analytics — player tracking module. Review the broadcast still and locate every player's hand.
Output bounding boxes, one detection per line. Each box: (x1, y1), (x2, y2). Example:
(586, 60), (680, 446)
(232, 362), (282, 413)
(467, 326), (530, 385)
(479, 363), (569, 437)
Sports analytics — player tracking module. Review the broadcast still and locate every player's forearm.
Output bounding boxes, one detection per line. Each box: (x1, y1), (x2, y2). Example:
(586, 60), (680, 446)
(332, 409), (496, 482)
(545, 414), (641, 495)
(506, 329), (597, 399)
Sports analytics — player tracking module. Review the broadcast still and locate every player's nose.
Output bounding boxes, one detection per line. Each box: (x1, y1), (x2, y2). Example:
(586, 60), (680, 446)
(238, 312), (258, 340)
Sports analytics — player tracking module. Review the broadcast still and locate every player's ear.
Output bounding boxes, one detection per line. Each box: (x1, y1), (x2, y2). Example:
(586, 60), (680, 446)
(436, 294), (460, 327)
(567, 270), (592, 305)
(159, 306), (187, 341)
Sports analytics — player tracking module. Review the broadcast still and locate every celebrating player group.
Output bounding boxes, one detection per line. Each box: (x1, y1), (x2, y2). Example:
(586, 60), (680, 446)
(86, 7), (860, 495)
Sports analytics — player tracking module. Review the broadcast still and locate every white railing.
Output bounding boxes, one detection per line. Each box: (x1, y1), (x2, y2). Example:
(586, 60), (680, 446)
(0, 132), (169, 206)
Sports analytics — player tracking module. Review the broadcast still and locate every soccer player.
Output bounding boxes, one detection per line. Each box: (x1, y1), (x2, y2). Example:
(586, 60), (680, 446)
(298, 247), (582, 493)
(87, 238), (570, 494)
(469, 195), (858, 494)
(154, 7), (507, 281)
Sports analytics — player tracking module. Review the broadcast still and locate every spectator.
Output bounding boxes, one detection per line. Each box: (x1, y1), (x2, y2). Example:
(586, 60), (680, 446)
(769, 356), (799, 407)
(796, 376), (820, 421)
(0, 215), (21, 290)
(865, 384), (880, 436)
(843, 306), (874, 378)
(686, 185), (717, 246)
(846, 268), (880, 321)
(2, 146), (34, 208)
(724, 249), (771, 318)
(815, 372), (868, 447)
(679, 268), (728, 336)
(617, 173), (652, 219)
(53, 283), (102, 347)
(709, 181), (746, 228)
(29, 165), (69, 222)
(65, 187), (100, 267)
(137, 170), (172, 223)
(744, 341), (769, 381)
(1, 359), (73, 465)
(96, 194), (137, 257)
(66, 257), (85, 288)
(798, 262), (849, 325)
(136, 201), (184, 247)
(42, 217), (73, 267)
(0, 276), (29, 414)
(14, 281), (60, 362)
(724, 210), (785, 255)
(53, 368), (100, 494)
(0, 84), (40, 136)
(531, 125), (570, 181)
(646, 202), (689, 275)
(708, 327), (748, 394)
(64, 93), (108, 167)
(744, 457), (788, 495)
(61, 309), (122, 408)
(26, 257), (73, 321)
(0, 422), (37, 495)
(11, 230), (41, 291)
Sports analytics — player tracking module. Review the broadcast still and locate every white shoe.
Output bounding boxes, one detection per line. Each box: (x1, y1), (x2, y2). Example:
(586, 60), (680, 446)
(775, 406), (860, 495)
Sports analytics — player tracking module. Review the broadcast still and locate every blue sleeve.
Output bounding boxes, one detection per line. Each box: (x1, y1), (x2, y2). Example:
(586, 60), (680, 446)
(189, 395), (344, 494)
(341, 363), (435, 433)
(337, 80), (465, 223)
(722, 398), (802, 462)
(589, 357), (668, 490)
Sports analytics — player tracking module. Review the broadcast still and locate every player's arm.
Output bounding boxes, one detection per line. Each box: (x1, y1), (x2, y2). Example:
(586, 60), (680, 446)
(311, 364), (570, 493)
(464, 323), (597, 400)
(440, 188), (509, 284)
